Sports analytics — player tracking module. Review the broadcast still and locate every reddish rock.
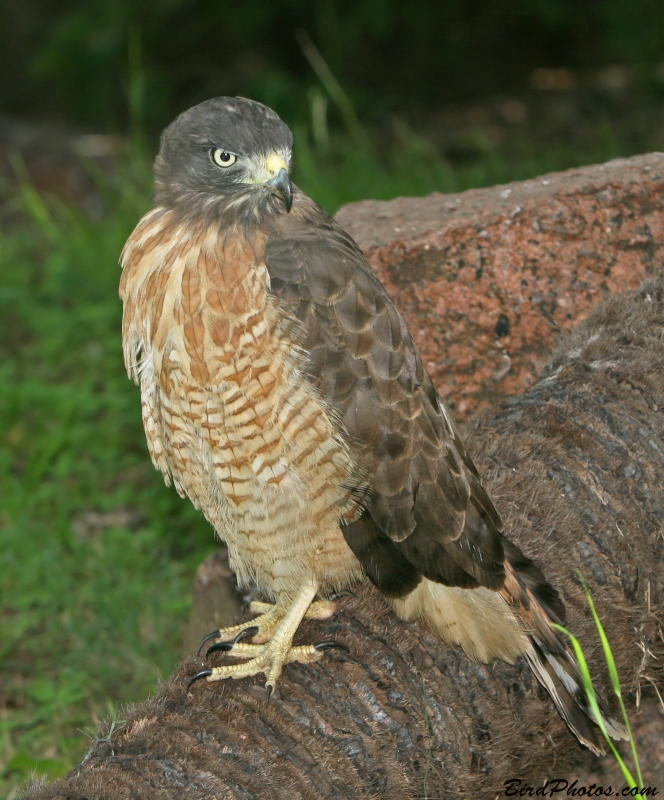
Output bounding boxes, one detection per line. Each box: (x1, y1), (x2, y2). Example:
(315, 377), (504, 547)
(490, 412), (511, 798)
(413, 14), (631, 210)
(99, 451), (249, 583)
(335, 153), (664, 419)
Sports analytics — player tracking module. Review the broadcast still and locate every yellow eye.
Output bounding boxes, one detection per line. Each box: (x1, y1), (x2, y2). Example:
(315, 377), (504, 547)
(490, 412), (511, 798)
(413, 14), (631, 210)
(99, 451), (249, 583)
(212, 149), (237, 168)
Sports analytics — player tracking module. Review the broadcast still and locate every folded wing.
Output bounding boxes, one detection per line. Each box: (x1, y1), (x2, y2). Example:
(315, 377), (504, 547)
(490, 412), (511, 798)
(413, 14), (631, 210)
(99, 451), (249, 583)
(265, 196), (514, 602)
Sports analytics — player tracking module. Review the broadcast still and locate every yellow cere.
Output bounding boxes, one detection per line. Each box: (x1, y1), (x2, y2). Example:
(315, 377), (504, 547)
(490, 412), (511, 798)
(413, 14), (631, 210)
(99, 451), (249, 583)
(265, 153), (289, 177)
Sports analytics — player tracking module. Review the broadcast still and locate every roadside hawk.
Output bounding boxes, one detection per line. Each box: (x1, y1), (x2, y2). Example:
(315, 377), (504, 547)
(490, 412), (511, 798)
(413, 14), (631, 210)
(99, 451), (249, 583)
(120, 97), (626, 754)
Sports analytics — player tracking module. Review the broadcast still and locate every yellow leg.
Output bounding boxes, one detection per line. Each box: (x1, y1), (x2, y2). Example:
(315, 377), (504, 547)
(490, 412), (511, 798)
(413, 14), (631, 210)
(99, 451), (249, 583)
(197, 596), (338, 652)
(189, 579), (346, 699)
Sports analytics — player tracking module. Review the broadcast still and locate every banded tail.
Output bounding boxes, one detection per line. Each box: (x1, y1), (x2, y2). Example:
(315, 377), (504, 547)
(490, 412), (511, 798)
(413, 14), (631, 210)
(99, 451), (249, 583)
(393, 541), (628, 755)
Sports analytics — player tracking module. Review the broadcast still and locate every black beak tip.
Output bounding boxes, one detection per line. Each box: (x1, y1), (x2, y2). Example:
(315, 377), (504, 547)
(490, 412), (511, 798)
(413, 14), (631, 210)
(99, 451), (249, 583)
(284, 191), (293, 213)
(265, 168), (293, 212)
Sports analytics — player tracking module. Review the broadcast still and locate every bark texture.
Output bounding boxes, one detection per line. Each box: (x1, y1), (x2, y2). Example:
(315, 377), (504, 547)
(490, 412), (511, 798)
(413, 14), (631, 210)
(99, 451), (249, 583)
(23, 276), (664, 800)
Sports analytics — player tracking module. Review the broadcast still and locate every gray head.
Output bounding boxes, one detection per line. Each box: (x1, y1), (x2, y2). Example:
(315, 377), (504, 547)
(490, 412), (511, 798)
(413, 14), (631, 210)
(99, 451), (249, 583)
(153, 97), (294, 216)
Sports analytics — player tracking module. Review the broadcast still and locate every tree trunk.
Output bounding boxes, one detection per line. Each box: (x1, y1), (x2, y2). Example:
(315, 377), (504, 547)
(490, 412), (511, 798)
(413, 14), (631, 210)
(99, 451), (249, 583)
(25, 278), (664, 800)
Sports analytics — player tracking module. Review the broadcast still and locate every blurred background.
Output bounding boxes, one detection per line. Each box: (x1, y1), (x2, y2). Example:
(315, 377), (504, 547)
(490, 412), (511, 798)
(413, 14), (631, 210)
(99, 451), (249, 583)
(2, 1), (664, 795)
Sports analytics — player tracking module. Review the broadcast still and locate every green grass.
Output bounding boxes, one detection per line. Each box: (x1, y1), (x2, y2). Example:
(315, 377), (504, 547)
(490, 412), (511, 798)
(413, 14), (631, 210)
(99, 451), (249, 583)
(0, 161), (216, 795)
(0, 121), (642, 797)
(553, 573), (643, 791)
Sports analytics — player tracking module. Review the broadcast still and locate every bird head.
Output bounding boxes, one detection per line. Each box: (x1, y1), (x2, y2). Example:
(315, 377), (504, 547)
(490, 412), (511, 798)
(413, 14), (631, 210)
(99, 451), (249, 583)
(153, 97), (294, 216)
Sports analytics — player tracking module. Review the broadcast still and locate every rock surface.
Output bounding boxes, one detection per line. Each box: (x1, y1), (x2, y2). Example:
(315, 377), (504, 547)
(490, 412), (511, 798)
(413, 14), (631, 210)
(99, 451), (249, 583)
(335, 152), (664, 419)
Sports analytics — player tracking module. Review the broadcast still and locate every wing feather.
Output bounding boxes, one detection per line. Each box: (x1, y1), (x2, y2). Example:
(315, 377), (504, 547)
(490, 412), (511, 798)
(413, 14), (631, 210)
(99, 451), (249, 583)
(265, 194), (506, 595)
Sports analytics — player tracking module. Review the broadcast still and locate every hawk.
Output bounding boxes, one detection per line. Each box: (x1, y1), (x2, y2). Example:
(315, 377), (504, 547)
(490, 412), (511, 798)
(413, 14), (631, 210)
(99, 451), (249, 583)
(120, 97), (626, 753)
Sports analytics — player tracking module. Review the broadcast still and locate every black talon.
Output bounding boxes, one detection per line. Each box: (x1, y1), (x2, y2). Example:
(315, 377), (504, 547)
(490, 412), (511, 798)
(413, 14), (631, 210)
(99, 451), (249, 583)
(187, 670), (213, 691)
(314, 640), (349, 653)
(265, 684), (274, 704)
(201, 624), (260, 658)
(197, 630), (221, 657)
(234, 625), (259, 643)
(206, 641), (234, 657)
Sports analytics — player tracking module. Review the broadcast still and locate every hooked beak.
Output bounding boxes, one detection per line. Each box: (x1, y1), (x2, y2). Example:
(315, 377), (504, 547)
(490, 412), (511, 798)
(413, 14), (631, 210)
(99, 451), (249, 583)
(264, 154), (293, 212)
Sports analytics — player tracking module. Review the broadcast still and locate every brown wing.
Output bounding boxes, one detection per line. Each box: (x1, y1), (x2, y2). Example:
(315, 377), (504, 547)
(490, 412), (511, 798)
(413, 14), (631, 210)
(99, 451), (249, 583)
(265, 194), (506, 599)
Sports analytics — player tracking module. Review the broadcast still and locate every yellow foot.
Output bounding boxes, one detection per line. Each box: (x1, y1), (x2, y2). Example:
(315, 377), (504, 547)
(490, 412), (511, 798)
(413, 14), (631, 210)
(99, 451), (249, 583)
(196, 597), (338, 654)
(189, 580), (347, 700)
(196, 602), (282, 655)
(191, 639), (346, 701)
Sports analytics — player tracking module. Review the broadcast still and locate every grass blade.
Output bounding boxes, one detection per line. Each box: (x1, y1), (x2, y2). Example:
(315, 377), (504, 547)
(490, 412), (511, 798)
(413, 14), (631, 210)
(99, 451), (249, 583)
(295, 29), (365, 143)
(552, 622), (637, 788)
(575, 572), (644, 787)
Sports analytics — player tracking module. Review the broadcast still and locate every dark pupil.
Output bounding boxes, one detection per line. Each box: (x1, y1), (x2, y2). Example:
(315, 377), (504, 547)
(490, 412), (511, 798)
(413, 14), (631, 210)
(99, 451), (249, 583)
(219, 151), (231, 162)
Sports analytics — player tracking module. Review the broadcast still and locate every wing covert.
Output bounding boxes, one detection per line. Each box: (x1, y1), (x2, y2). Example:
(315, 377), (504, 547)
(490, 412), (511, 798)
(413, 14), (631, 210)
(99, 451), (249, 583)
(265, 193), (505, 596)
